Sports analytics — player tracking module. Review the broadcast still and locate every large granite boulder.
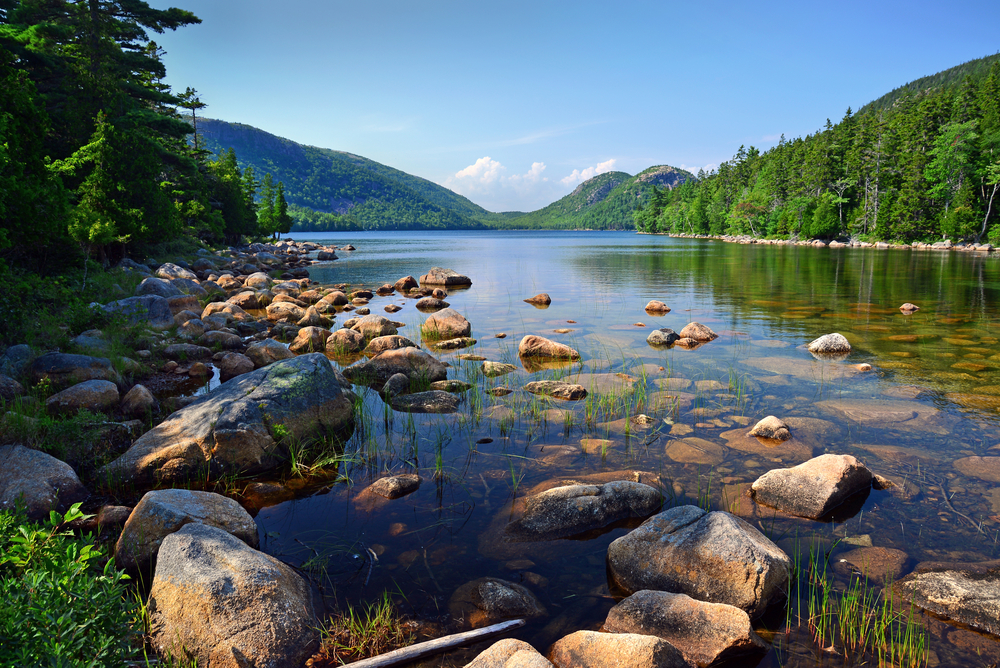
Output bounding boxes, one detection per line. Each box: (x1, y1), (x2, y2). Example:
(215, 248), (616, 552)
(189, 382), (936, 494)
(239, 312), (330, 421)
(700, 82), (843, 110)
(518, 335), (580, 360)
(351, 314), (398, 340)
(30, 352), (121, 389)
(422, 307), (471, 339)
(341, 347), (447, 387)
(288, 326), (331, 353)
(894, 565), (1000, 637)
(98, 354), (355, 485)
(136, 277), (182, 298)
(751, 454), (873, 519)
(678, 322), (718, 342)
(364, 334), (418, 357)
(808, 333), (851, 354)
(326, 329), (366, 354)
(45, 379), (119, 415)
(465, 639), (553, 668)
(101, 295), (174, 330)
(647, 329), (679, 346)
(607, 506), (791, 618)
(149, 523), (319, 668)
(115, 489), (258, 576)
(0, 445), (88, 520)
(503, 481), (661, 542)
(216, 353), (255, 381)
(549, 631), (688, 668)
(603, 590), (768, 667)
(245, 339), (294, 368)
(0, 344), (34, 378)
(121, 384), (158, 418)
(0, 374), (25, 401)
(419, 266), (471, 286)
(155, 262), (197, 280)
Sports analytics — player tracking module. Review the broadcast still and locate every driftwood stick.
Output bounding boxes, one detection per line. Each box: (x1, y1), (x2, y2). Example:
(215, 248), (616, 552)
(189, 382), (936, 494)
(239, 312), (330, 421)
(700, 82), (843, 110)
(343, 618), (526, 668)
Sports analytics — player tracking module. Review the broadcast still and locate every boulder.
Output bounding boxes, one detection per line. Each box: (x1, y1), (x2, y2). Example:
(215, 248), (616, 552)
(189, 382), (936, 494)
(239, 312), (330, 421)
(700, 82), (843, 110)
(646, 329), (679, 346)
(177, 319), (207, 339)
(243, 271), (273, 290)
(364, 335), (418, 357)
(419, 266), (472, 286)
(162, 343), (212, 361)
(98, 354), (355, 484)
(607, 506), (791, 618)
(149, 523), (319, 668)
(895, 566), (1000, 637)
(288, 326), (332, 353)
(644, 300), (671, 314)
(115, 489), (258, 576)
(381, 373), (410, 397)
(834, 547), (909, 581)
(342, 347), (447, 387)
(0, 445), (88, 520)
(227, 290), (260, 310)
(136, 277), (181, 298)
(216, 353), (255, 381)
(320, 290), (348, 306)
(170, 277), (207, 297)
(751, 454), (873, 519)
(245, 339), (295, 368)
(518, 335), (580, 360)
(202, 302), (254, 323)
(549, 631), (688, 668)
(167, 294), (200, 316)
(390, 390), (460, 414)
(366, 474), (421, 500)
(30, 352), (120, 388)
(747, 415), (790, 441)
(416, 297), (450, 311)
(351, 314), (398, 339)
(265, 301), (306, 323)
(466, 639), (553, 668)
(524, 293), (551, 306)
(100, 295), (174, 330)
(504, 481), (661, 542)
(678, 322), (718, 342)
(121, 384), (158, 418)
(155, 262), (197, 280)
(448, 577), (545, 629)
(523, 380), (587, 400)
(0, 374), (25, 401)
(429, 379), (472, 392)
(603, 590), (768, 667)
(296, 305), (325, 328)
(394, 275), (419, 293)
(45, 379), (119, 415)
(899, 303), (920, 313)
(327, 329), (366, 354)
(431, 336), (477, 350)
(0, 344), (34, 378)
(422, 307), (472, 339)
(483, 361), (517, 377)
(384, 304), (403, 313)
(808, 332), (851, 354)
(196, 331), (244, 350)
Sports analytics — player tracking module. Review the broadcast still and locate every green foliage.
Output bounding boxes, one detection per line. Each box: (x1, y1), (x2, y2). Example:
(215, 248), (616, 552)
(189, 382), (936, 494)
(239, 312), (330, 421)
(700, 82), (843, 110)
(0, 503), (141, 667)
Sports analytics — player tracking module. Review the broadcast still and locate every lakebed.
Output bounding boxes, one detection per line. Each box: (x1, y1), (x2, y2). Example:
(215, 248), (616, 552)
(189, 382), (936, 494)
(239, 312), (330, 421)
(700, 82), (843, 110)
(237, 230), (1000, 666)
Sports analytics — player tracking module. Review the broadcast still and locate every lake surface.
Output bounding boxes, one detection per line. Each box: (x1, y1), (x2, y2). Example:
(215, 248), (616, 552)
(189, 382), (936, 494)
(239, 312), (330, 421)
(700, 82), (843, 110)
(256, 231), (1000, 666)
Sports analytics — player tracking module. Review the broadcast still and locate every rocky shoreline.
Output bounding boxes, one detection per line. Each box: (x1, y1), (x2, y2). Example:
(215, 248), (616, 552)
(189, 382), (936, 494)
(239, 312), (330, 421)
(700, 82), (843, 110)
(659, 232), (997, 253)
(0, 237), (992, 667)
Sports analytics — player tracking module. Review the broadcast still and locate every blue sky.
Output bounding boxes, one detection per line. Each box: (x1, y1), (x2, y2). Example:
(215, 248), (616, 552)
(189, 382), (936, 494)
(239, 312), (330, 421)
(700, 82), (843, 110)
(154, 0), (1000, 213)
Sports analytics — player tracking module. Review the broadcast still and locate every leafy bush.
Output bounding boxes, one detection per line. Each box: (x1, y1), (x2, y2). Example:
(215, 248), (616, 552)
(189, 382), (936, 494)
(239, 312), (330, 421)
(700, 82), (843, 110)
(0, 504), (140, 667)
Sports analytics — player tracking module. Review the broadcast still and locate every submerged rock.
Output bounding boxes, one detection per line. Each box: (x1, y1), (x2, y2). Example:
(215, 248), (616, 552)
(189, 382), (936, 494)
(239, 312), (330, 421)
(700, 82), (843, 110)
(603, 590), (768, 667)
(808, 332), (851, 354)
(366, 474), (421, 500)
(504, 481), (661, 542)
(607, 506), (791, 618)
(149, 523), (320, 668)
(390, 390), (460, 414)
(448, 577), (545, 629)
(524, 380), (587, 400)
(751, 454), (873, 520)
(99, 354), (354, 484)
(483, 361), (517, 377)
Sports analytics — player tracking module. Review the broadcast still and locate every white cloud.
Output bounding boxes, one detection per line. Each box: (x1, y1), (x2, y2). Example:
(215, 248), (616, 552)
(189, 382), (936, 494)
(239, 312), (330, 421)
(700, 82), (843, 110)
(509, 161), (547, 183)
(453, 156), (505, 183)
(445, 157), (553, 210)
(680, 163), (718, 177)
(560, 158), (617, 186)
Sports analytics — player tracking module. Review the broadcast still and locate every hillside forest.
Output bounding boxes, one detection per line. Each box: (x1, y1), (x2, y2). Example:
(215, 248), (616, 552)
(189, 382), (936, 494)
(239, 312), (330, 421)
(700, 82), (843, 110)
(635, 56), (1000, 243)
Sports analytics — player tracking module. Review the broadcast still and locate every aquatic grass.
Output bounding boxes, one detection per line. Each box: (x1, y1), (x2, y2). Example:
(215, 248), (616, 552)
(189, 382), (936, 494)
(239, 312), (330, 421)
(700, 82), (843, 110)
(312, 591), (414, 665)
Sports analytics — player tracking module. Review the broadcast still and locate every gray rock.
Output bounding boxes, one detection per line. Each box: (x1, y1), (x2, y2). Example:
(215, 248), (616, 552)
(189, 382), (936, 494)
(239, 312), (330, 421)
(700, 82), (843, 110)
(136, 277), (182, 298)
(646, 329), (679, 346)
(72, 333), (110, 353)
(149, 523), (319, 668)
(483, 361), (517, 377)
(448, 577), (545, 628)
(45, 379), (119, 415)
(549, 631), (688, 668)
(382, 372), (410, 397)
(162, 343), (213, 361)
(390, 390), (460, 413)
(0, 344), (34, 378)
(604, 590), (768, 667)
(101, 295), (174, 330)
(30, 352), (120, 388)
(751, 454), (873, 519)
(196, 330), (244, 350)
(155, 262), (197, 280)
(0, 374), (25, 401)
(170, 277), (207, 297)
(808, 332), (851, 354)
(327, 328), (366, 354)
(367, 474), (421, 500)
(415, 297), (450, 311)
(351, 314), (398, 340)
(115, 489), (258, 576)
(99, 354), (355, 484)
(419, 266), (472, 286)
(431, 336), (477, 350)
(216, 352), (255, 381)
(342, 347), (447, 387)
(0, 445), (88, 520)
(504, 481), (661, 542)
(607, 506), (791, 618)
(524, 380), (587, 400)
(364, 334), (418, 357)
(894, 566), (1000, 636)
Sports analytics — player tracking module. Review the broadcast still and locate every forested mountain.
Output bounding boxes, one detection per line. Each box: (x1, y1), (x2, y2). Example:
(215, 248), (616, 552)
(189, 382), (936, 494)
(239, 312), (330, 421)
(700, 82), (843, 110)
(498, 166), (694, 230)
(638, 57), (1000, 244)
(197, 119), (494, 231)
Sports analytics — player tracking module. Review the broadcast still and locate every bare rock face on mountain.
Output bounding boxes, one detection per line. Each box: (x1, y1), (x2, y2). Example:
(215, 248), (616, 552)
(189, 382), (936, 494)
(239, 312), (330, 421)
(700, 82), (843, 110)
(99, 354), (354, 484)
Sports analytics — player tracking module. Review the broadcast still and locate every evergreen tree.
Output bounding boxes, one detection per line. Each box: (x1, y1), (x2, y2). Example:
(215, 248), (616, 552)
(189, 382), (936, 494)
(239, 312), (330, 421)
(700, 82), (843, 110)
(275, 182), (292, 238)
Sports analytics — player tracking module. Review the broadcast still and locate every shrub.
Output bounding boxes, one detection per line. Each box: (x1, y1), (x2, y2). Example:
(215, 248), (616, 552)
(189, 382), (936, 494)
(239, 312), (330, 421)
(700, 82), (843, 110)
(0, 504), (140, 667)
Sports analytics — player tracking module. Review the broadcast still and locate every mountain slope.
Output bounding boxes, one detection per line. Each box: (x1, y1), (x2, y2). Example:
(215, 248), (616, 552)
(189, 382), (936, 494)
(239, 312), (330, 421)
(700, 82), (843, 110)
(860, 53), (1000, 113)
(498, 165), (695, 230)
(197, 119), (493, 230)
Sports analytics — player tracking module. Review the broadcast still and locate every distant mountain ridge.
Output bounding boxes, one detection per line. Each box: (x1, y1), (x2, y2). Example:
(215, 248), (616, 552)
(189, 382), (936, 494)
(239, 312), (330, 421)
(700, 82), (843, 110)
(196, 118), (693, 231)
(860, 53), (1000, 113)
